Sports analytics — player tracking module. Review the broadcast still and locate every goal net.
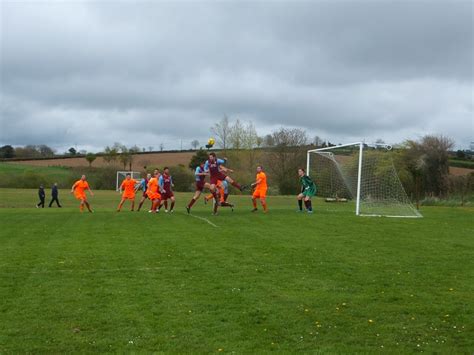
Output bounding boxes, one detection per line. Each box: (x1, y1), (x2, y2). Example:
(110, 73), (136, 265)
(307, 142), (422, 218)
(116, 171), (142, 191)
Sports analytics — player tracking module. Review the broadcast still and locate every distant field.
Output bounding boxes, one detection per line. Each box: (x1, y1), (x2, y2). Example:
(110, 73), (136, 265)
(0, 162), (73, 180)
(449, 159), (474, 170)
(4, 151), (195, 169)
(449, 166), (474, 176)
(0, 189), (472, 352)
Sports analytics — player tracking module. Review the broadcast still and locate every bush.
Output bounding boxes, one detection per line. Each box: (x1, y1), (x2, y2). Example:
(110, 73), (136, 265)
(168, 165), (194, 192)
(188, 149), (210, 169)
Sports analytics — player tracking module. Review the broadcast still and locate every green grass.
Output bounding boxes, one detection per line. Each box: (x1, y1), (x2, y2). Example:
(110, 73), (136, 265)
(449, 158), (474, 169)
(0, 162), (74, 182)
(0, 189), (473, 353)
(0, 163), (116, 190)
(0, 163), (78, 190)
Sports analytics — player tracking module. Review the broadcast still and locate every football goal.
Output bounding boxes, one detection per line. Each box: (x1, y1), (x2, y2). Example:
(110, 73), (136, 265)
(307, 142), (422, 218)
(116, 171), (141, 191)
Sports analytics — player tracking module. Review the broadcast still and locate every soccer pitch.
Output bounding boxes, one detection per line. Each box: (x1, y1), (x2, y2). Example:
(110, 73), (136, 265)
(0, 189), (472, 352)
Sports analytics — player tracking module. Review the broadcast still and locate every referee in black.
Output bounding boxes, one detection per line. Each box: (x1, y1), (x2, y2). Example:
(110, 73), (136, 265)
(48, 182), (62, 208)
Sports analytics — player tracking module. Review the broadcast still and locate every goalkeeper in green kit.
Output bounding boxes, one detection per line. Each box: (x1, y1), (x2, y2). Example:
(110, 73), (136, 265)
(297, 168), (316, 213)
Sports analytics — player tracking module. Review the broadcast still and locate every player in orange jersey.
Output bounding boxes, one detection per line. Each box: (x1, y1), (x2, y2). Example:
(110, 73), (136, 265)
(71, 175), (94, 212)
(146, 170), (162, 213)
(117, 173), (139, 212)
(251, 165), (268, 213)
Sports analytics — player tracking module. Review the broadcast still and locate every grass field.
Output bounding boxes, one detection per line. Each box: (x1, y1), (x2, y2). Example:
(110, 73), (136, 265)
(0, 188), (472, 353)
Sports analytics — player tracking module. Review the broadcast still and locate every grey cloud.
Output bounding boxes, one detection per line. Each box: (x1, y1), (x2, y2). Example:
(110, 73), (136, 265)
(1, 0), (472, 151)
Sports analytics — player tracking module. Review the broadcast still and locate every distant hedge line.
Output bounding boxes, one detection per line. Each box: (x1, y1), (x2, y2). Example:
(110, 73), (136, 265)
(0, 165), (197, 192)
(449, 160), (474, 169)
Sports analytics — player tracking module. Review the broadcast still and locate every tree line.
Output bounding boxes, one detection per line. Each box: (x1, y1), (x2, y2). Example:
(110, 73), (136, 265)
(1, 117), (473, 202)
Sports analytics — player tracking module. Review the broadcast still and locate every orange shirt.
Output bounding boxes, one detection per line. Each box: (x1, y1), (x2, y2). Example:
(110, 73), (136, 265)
(147, 177), (158, 193)
(73, 180), (89, 195)
(121, 179), (137, 195)
(256, 172), (267, 190)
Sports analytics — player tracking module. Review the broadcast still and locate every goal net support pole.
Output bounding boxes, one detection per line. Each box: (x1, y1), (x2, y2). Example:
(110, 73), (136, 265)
(356, 142), (363, 216)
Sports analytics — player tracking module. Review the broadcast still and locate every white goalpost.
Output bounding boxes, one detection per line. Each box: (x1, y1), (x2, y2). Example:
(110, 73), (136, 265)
(307, 142), (422, 218)
(116, 171), (141, 191)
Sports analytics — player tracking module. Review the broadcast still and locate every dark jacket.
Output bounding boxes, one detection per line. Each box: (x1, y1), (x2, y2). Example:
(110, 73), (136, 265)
(52, 185), (58, 197)
(38, 187), (45, 199)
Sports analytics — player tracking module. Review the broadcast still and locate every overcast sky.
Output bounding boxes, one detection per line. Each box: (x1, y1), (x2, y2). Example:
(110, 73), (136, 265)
(1, 0), (473, 152)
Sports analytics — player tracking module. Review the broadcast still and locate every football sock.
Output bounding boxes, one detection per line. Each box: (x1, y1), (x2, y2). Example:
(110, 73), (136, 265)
(188, 198), (196, 208)
(298, 200), (303, 211)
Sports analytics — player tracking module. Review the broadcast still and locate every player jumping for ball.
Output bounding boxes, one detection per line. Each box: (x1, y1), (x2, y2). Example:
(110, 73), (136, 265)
(297, 168), (316, 213)
(71, 175), (94, 212)
(204, 152), (244, 214)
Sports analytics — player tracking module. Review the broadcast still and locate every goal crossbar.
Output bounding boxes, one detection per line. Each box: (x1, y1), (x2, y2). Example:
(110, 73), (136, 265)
(116, 171), (141, 191)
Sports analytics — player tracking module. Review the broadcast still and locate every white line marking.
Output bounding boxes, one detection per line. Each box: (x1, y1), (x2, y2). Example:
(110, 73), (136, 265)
(178, 211), (218, 228)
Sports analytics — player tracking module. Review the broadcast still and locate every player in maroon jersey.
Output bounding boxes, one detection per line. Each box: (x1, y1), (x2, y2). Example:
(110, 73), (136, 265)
(137, 173), (152, 212)
(158, 167), (175, 213)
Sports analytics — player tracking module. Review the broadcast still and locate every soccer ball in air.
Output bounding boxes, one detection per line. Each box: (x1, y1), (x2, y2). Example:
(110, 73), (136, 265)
(208, 138), (215, 146)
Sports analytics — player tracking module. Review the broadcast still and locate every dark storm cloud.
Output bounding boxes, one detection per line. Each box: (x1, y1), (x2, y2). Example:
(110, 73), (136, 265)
(1, 0), (472, 151)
